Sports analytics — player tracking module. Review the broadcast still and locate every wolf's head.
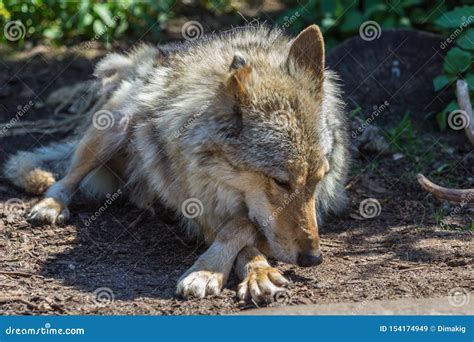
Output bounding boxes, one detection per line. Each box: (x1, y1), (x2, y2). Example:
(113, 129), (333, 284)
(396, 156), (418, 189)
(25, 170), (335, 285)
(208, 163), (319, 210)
(202, 25), (334, 266)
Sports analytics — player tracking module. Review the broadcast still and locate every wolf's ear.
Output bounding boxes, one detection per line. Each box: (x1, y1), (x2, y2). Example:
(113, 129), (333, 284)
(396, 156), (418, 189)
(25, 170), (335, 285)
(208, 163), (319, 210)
(226, 55), (252, 103)
(288, 24), (325, 79)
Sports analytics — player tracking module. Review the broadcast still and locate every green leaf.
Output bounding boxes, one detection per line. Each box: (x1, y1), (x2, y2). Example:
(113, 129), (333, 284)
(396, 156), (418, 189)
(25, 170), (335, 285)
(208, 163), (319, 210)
(434, 6), (474, 29)
(433, 74), (454, 91)
(77, 12), (93, 30)
(438, 100), (459, 130)
(132, 5), (144, 17)
(458, 28), (474, 50)
(321, 16), (336, 29)
(445, 100), (458, 113)
(93, 3), (116, 28)
(349, 105), (363, 118)
(114, 20), (128, 36)
(43, 26), (62, 39)
(83, 12), (93, 26)
(92, 19), (106, 36)
(443, 47), (472, 74)
(465, 74), (474, 91)
(399, 16), (411, 27)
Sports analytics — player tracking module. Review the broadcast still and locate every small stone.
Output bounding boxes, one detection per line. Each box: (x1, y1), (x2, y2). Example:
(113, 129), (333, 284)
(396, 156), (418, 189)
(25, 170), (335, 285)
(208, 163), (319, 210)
(392, 153), (404, 161)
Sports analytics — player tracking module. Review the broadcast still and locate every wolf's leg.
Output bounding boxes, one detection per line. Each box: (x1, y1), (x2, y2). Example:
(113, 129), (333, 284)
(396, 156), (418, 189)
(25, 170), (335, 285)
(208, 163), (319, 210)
(176, 218), (256, 299)
(235, 246), (289, 303)
(28, 128), (122, 224)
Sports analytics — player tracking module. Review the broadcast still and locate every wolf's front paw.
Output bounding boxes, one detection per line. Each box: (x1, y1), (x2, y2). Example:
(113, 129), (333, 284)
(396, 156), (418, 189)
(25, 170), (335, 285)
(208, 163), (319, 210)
(176, 270), (223, 299)
(27, 197), (69, 224)
(238, 266), (288, 303)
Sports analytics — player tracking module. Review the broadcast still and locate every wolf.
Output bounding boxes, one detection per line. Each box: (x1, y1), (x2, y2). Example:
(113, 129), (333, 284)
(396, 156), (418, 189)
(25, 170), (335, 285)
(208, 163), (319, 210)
(4, 24), (349, 302)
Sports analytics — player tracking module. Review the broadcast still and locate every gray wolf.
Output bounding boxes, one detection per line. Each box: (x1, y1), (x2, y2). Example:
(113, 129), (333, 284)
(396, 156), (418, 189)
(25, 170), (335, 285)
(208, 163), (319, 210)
(4, 24), (349, 302)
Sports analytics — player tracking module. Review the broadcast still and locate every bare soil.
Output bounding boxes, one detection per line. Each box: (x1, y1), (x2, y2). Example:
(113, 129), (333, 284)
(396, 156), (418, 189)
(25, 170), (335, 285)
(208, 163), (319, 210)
(0, 46), (472, 315)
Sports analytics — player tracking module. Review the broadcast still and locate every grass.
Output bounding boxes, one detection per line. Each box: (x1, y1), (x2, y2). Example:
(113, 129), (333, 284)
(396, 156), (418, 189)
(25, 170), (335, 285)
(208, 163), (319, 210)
(377, 112), (465, 188)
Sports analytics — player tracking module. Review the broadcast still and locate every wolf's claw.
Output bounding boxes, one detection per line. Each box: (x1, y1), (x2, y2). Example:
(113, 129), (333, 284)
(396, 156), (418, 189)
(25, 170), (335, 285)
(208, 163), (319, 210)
(176, 270), (223, 299)
(238, 266), (288, 303)
(27, 198), (69, 224)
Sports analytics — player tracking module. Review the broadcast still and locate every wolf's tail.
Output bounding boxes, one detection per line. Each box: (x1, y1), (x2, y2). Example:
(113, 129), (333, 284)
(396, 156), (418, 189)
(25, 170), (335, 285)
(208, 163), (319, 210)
(3, 141), (76, 195)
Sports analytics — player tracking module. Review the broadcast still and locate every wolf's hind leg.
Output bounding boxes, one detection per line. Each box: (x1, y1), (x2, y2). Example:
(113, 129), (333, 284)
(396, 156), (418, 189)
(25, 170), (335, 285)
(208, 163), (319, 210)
(29, 127), (123, 224)
(235, 246), (289, 303)
(176, 218), (256, 299)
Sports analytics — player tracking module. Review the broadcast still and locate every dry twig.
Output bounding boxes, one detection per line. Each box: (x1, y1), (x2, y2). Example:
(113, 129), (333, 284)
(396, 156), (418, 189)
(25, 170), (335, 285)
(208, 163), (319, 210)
(417, 173), (473, 206)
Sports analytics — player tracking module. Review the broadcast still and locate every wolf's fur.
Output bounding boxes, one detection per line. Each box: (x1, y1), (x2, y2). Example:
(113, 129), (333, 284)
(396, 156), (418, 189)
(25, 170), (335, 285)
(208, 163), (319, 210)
(4, 25), (349, 302)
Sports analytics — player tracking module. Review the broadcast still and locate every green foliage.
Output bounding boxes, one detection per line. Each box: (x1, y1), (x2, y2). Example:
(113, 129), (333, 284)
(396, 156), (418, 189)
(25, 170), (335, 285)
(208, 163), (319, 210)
(457, 28), (474, 50)
(436, 101), (457, 131)
(1, 1), (473, 132)
(382, 111), (414, 148)
(433, 74), (455, 92)
(0, 0), (231, 44)
(443, 47), (471, 74)
(432, 6), (474, 131)
(434, 5), (473, 29)
(279, 0), (464, 49)
(281, 1), (473, 131)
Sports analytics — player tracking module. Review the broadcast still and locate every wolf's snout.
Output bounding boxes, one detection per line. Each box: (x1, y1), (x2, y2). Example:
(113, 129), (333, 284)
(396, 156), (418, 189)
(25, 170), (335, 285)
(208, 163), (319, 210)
(297, 251), (323, 267)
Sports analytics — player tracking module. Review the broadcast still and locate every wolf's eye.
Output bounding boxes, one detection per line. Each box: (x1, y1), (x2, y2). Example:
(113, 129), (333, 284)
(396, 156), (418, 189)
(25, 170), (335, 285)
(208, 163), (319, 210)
(272, 178), (291, 191)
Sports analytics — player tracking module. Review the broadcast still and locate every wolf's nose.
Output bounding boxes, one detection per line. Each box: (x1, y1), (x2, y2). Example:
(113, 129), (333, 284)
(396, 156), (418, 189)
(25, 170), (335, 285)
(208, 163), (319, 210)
(297, 251), (323, 267)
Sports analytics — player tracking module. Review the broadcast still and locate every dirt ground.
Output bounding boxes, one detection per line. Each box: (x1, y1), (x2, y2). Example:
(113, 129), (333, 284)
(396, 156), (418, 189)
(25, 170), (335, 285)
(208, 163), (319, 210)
(0, 45), (472, 315)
